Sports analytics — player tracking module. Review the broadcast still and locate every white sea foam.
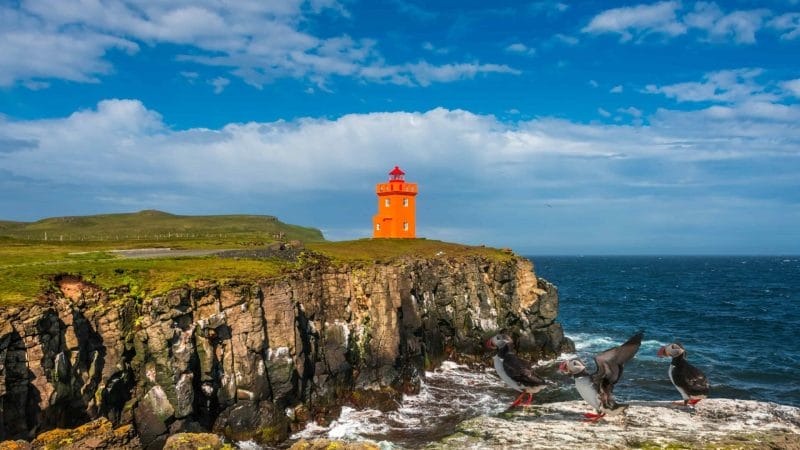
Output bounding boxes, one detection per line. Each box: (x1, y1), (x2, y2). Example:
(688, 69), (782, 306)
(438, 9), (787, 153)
(290, 360), (513, 446)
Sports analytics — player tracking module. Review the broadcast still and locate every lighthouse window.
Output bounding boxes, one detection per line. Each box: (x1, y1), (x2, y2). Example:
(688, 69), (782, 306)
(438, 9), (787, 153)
(403, 198), (408, 207)
(385, 199), (390, 207)
(403, 222), (409, 231)
(376, 223), (381, 231)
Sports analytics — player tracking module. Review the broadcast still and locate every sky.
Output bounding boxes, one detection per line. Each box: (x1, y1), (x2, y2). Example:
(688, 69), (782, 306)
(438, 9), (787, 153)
(1, 0), (799, 254)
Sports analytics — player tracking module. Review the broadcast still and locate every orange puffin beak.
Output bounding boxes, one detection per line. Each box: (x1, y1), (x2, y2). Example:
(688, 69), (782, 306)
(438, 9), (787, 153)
(485, 338), (495, 349)
(657, 346), (667, 358)
(559, 361), (568, 373)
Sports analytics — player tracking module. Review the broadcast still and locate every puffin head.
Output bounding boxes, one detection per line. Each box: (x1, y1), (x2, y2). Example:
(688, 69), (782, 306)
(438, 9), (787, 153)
(485, 334), (513, 350)
(657, 342), (685, 358)
(558, 359), (586, 375)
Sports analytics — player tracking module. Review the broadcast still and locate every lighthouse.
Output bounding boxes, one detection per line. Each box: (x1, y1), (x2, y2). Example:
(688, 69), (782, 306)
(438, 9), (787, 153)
(373, 166), (418, 238)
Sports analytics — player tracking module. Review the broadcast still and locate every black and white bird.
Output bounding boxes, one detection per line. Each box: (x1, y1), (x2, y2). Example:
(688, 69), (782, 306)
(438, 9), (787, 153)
(559, 331), (643, 421)
(657, 342), (709, 406)
(486, 334), (549, 408)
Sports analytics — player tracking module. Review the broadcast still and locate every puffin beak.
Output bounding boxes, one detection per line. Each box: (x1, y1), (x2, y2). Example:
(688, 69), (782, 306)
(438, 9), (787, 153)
(558, 361), (568, 373)
(485, 338), (495, 349)
(657, 346), (667, 358)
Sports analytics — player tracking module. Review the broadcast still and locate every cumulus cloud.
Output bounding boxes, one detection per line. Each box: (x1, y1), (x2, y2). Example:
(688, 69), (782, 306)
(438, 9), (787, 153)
(583, 1), (777, 44)
(0, 1), (516, 88)
(610, 85), (624, 93)
(2, 97), (799, 251)
(2, 96), (799, 194)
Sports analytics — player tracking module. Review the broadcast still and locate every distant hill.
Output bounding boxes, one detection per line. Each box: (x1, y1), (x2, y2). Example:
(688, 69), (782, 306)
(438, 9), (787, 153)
(0, 210), (324, 242)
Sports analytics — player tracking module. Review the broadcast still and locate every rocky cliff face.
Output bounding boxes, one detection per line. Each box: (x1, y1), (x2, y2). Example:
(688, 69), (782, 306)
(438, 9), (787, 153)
(0, 254), (572, 448)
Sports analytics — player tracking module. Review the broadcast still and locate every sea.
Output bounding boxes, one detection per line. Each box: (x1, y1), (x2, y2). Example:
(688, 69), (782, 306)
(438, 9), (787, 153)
(284, 256), (800, 448)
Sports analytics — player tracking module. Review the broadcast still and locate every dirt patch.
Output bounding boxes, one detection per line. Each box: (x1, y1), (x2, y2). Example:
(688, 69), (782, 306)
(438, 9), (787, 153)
(57, 276), (98, 301)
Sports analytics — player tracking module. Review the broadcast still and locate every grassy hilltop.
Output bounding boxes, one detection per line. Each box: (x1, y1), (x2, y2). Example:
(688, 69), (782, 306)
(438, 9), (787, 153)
(0, 210), (509, 304)
(0, 209), (324, 243)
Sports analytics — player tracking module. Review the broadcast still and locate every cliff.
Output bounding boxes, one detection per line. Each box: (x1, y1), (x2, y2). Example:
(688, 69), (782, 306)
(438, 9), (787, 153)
(0, 253), (572, 448)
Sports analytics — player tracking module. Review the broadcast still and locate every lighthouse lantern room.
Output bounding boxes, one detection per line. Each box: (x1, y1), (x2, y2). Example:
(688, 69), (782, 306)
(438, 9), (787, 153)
(373, 166), (417, 238)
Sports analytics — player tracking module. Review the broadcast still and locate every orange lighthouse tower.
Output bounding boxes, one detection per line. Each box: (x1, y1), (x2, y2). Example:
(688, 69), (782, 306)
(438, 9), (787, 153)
(373, 166), (418, 238)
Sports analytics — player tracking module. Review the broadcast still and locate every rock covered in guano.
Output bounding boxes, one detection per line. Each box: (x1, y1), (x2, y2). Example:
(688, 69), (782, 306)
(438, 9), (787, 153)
(430, 399), (800, 449)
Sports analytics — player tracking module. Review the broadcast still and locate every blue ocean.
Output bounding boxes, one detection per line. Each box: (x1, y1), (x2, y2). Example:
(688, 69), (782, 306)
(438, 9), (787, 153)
(535, 255), (800, 407)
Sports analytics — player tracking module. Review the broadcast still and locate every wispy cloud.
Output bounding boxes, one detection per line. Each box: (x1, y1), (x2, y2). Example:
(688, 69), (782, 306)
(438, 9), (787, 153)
(583, 1), (777, 44)
(505, 42), (536, 55)
(643, 68), (779, 103)
(0, 1), (515, 89)
(582, 1), (686, 42)
(768, 12), (800, 40)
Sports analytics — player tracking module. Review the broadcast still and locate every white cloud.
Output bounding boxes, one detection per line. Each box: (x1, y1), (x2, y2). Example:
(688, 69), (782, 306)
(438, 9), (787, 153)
(505, 43), (528, 53)
(618, 106), (643, 117)
(589, 80), (599, 88)
(684, 2), (769, 44)
(553, 33), (579, 45)
(3, 97), (799, 252)
(582, 1), (686, 42)
(583, 1), (774, 44)
(2, 97), (799, 196)
(610, 85), (624, 93)
(209, 77), (230, 94)
(505, 42), (536, 56)
(643, 68), (780, 103)
(782, 79), (800, 97)
(769, 12), (800, 40)
(0, 1), (516, 88)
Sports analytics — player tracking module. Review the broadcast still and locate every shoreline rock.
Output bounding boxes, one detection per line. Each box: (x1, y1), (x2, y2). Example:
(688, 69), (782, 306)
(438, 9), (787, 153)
(429, 399), (800, 449)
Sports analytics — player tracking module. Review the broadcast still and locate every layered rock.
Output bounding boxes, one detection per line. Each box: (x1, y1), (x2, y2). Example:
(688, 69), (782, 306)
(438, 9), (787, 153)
(430, 399), (800, 449)
(0, 254), (571, 447)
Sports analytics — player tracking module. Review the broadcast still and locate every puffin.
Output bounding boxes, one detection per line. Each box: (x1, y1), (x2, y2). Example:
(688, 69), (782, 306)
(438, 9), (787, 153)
(559, 331), (643, 421)
(657, 342), (709, 406)
(486, 334), (549, 408)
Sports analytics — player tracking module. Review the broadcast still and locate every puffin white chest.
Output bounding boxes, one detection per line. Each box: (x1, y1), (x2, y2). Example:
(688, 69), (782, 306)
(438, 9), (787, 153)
(493, 355), (522, 391)
(575, 375), (602, 411)
(669, 364), (689, 400)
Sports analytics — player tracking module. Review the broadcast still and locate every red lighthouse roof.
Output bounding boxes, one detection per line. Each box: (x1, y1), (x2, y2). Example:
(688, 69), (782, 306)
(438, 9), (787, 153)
(389, 165), (405, 182)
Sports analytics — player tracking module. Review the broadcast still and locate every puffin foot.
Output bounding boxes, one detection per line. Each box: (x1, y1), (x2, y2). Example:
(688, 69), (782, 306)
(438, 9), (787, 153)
(523, 393), (534, 407)
(510, 392), (527, 408)
(582, 412), (605, 423)
(687, 399), (702, 406)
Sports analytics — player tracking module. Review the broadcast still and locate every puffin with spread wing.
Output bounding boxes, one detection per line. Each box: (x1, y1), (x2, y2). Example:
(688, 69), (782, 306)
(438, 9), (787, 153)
(559, 331), (643, 421)
(657, 342), (709, 406)
(486, 334), (549, 408)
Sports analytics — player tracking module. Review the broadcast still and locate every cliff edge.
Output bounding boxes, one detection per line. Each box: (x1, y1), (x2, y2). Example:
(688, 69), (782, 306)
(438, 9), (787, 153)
(0, 253), (572, 448)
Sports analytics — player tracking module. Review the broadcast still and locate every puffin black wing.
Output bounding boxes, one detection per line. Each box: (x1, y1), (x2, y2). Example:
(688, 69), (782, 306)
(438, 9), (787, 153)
(502, 353), (546, 387)
(592, 331), (644, 386)
(674, 359), (710, 396)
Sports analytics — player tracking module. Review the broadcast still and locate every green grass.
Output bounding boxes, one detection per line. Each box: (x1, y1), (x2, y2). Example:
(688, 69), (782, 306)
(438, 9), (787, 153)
(308, 238), (513, 263)
(0, 222), (511, 305)
(0, 210), (324, 243)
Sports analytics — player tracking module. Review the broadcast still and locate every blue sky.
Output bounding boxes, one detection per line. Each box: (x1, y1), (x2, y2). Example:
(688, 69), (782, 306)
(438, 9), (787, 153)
(1, 0), (799, 254)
